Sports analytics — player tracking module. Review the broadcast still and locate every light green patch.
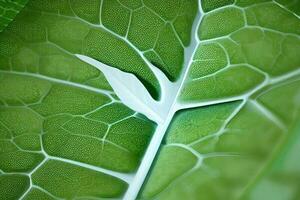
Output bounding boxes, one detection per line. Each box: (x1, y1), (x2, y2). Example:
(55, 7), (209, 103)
(140, 146), (198, 198)
(63, 116), (108, 138)
(243, 115), (300, 200)
(218, 38), (246, 64)
(273, 36), (300, 76)
(86, 102), (134, 124)
(231, 28), (300, 76)
(231, 28), (283, 75)
(43, 128), (137, 172)
(141, 99), (290, 199)
(199, 7), (245, 40)
(181, 65), (265, 102)
(245, 3), (300, 35)
(256, 79), (300, 126)
(189, 42), (228, 78)
(0, 73), (51, 106)
(31, 84), (111, 116)
(11, 47), (39, 73)
(47, 17), (90, 53)
(39, 54), (101, 84)
(32, 160), (127, 198)
(216, 103), (283, 155)
(166, 101), (240, 144)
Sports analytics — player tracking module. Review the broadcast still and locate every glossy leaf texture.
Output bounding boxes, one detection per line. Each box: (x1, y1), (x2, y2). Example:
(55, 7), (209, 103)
(0, 0), (300, 200)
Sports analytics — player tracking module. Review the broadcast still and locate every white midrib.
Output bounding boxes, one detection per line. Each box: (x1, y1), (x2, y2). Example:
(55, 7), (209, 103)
(122, 3), (204, 200)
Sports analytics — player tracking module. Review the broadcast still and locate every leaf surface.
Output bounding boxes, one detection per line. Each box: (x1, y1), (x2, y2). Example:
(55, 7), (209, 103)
(0, 0), (28, 32)
(0, 0), (299, 200)
(140, 1), (300, 199)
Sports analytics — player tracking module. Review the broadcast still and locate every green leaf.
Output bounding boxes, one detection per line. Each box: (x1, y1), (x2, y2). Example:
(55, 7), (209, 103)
(0, 0), (299, 200)
(139, 1), (300, 200)
(0, 0), (28, 32)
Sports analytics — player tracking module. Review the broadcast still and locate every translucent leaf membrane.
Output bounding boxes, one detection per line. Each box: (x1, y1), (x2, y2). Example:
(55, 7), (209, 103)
(0, 0), (299, 199)
(242, 114), (300, 200)
(141, 79), (300, 199)
(140, 0), (300, 199)
(181, 0), (300, 103)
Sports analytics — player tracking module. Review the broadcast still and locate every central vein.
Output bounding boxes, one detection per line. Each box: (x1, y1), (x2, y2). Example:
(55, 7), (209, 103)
(123, 3), (204, 199)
